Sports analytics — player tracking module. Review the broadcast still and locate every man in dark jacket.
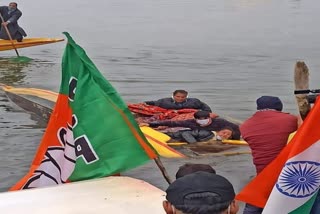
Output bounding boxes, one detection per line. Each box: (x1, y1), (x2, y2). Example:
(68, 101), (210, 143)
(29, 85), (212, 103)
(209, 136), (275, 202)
(0, 2), (27, 42)
(147, 110), (241, 140)
(145, 89), (212, 112)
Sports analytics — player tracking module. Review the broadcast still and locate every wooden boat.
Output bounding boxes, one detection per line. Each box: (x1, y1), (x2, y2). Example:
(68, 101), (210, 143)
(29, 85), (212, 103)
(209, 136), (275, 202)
(0, 85), (249, 157)
(0, 38), (64, 51)
(0, 85), (186, 158)
(0, 176), (165, 214)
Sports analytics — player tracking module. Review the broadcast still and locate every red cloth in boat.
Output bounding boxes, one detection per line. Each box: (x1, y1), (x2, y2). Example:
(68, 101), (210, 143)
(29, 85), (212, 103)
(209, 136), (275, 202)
(129, 103), (218, 133)
(128, 103), (201, 120)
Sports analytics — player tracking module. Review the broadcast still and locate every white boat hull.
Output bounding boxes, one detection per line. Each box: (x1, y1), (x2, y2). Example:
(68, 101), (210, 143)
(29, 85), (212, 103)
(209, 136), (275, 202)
(0, 176), (165, 213)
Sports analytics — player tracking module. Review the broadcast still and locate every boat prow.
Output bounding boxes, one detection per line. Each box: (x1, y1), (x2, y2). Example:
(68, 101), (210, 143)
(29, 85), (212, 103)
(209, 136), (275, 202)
(0, 38), (64, 51)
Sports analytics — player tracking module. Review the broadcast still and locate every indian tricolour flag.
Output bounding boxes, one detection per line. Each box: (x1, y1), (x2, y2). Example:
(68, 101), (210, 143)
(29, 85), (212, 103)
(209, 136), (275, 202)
(10, 32), (158, 191)
(236, 97), (320, 213)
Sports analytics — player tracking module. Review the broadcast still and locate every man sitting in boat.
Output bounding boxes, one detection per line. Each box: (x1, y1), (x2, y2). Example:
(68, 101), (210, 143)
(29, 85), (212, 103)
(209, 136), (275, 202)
(145, 89), (212, 112)
(163, 171), (239, 214)
(0, 2), (27, 42)
(141, 110), (240, 140)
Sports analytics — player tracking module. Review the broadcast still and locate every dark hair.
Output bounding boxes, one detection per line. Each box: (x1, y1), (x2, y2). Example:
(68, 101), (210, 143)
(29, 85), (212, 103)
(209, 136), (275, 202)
(217, 126), (233, 133)
(173, 90), (188, 96)
(176, 163), (216, 179)
(175, 192), (232, 214)
(194, 111), (210, 119)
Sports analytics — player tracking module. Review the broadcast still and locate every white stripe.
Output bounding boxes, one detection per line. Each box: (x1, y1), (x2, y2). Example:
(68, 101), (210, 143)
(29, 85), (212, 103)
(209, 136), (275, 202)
(262, 140), (320, 214)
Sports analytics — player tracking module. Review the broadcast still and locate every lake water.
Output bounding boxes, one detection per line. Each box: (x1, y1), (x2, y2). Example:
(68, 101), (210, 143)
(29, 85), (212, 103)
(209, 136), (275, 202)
(0, 0), (320, 209)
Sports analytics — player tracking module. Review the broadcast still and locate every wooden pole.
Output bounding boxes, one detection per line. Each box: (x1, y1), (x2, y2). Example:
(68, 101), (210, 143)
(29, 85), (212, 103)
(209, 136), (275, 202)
(0, 12), (20, 57)
(294, 61), (311, 120)
(154, 157), (172, 184)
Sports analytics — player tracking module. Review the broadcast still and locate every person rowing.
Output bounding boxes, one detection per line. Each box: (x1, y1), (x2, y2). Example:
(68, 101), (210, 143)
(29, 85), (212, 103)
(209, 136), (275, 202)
(0, 2), (26, 42)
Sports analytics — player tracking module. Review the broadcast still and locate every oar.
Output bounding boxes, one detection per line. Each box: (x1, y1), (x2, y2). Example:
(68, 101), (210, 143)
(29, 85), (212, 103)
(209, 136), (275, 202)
(0, 12), (20, 57)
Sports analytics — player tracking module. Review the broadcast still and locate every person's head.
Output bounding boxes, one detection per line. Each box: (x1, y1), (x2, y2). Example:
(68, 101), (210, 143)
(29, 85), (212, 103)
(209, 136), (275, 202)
(256, 96), (283, 111)
(163, 172), (239, 214)
(175, 163), (216, 179)
(172, 90), (188, 103)
(194, 110), (212, 126)
(216, 127), (233, 140)
(9, 2), (17, 10)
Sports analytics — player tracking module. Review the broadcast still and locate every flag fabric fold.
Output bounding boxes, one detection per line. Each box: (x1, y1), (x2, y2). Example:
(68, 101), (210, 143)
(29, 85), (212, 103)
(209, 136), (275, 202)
(10, 32), (158, 191)
(236, 98), (320, 213)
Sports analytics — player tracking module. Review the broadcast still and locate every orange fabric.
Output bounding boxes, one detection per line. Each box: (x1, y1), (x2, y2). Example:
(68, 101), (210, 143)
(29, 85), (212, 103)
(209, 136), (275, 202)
(128, 103), (167, 116)
(236, 99), (320, 208)
(10, 95), (72, 191)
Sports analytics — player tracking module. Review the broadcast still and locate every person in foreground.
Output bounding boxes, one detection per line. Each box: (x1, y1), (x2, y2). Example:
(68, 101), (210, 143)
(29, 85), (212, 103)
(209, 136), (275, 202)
(145, 89), (212, 112)
(175, 163), (216, 179)
(240, 96), (298, 213)
(163, 171), (239, 214)
(0, 2), (26, 42)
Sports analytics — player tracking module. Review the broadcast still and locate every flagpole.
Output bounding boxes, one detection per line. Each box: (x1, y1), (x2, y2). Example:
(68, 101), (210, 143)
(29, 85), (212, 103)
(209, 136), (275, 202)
(154, 157), (172, 184)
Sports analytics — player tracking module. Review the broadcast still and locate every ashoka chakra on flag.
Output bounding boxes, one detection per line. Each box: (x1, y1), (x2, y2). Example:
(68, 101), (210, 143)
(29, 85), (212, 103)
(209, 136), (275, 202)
(276, 161), (320, 198)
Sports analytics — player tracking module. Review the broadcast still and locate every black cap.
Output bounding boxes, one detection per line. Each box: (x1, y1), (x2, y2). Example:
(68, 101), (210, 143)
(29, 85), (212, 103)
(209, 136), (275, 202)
(194, 111), (210, 119)
(256, 96), (283, 111)
(166, 172), (235, 207)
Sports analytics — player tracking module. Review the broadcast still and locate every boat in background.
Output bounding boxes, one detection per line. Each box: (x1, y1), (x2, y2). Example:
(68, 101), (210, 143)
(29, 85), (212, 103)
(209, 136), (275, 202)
(0, 38), (64, 51)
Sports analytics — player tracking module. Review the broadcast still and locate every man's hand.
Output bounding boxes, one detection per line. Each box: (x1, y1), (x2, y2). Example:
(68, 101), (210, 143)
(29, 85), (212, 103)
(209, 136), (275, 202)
(154, 126), (167, 130)
(139, 123), (150, 127)
(1, 22), (9, 26)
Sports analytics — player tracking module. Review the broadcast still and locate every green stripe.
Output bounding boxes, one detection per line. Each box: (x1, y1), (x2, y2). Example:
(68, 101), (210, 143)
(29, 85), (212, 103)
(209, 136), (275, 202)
(289, 192), (318, 214)
(60, 32), (157, 181)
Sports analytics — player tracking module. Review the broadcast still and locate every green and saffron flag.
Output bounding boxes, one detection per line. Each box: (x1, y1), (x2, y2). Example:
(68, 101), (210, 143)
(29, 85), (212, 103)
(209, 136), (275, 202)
(10, 32), (158, 190)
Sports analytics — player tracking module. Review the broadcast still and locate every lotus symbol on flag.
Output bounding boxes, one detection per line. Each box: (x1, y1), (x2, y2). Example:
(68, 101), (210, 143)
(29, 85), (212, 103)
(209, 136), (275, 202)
(276, 161), (320, 198)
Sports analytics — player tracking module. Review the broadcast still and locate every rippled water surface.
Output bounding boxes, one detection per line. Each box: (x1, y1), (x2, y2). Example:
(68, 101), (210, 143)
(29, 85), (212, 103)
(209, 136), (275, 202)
(0, 0), (320, 200)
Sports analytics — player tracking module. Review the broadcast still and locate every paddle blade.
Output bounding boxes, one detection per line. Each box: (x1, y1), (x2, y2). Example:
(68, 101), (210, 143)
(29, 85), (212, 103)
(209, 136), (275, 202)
(9, 56), (33, 63)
